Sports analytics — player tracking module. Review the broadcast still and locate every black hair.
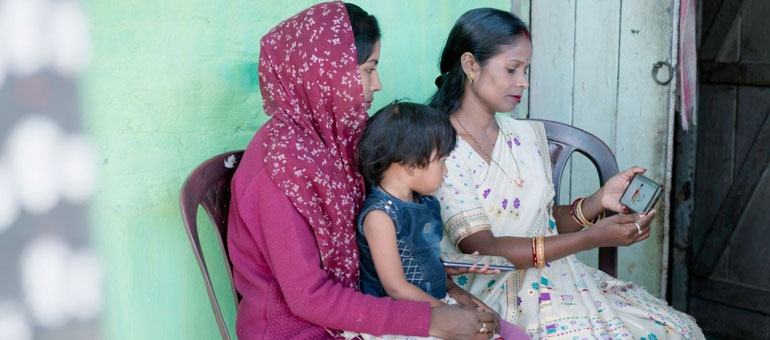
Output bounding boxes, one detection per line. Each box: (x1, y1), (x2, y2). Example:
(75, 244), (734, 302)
(428, 8), (530, 114)
(357, 101), (457, 186)
(345, 3), (381, 65)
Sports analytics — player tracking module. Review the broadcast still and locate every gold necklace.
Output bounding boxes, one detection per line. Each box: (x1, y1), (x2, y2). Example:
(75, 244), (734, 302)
(454, 115), (524, 188)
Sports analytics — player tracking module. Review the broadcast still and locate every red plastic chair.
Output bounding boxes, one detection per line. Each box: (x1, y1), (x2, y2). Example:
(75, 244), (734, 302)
(180, 150), (244, 340)
(528, 119), (620, 277)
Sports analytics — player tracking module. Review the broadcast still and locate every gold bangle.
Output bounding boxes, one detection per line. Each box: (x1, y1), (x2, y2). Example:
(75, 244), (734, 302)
(536, 235), (545, 268)
(576, 198), (604, 227)
(575, 198), (592, 226)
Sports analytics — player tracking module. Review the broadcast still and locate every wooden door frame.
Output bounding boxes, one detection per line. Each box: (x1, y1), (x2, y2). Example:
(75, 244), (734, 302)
(691, 0), (770, 277)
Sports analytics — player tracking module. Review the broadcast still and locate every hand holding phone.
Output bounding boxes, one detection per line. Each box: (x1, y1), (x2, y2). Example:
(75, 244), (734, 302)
(619, 174), (663, 214)
(440, 252), (516, 272)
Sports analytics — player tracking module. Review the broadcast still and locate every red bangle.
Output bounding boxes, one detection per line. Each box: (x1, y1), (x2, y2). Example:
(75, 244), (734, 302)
(570, 198), (584, 226)
(531, 236), (538, 268)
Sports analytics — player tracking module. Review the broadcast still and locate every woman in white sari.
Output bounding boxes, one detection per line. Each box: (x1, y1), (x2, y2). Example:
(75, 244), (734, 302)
(429, 8), (704, 340)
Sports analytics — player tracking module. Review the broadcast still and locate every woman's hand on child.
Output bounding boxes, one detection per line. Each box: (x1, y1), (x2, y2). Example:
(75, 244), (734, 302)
(589, 210), (655, 247)
(598, 166), (646, 213)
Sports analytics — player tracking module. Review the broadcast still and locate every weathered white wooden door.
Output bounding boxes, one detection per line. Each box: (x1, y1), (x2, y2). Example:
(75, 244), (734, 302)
(512, 0), (679, 298)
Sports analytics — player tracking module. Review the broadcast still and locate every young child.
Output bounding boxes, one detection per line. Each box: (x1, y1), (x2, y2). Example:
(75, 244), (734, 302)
(349, 102), (526, 340)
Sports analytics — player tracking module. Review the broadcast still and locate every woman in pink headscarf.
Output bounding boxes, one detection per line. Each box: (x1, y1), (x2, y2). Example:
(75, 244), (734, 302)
(227, 2), (499, 339)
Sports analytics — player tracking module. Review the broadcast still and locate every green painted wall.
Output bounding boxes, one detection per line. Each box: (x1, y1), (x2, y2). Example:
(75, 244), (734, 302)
(82, 1), (510, 339)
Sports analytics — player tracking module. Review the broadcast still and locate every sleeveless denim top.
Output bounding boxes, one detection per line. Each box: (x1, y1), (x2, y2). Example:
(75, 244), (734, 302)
(356, 186), (447, 299)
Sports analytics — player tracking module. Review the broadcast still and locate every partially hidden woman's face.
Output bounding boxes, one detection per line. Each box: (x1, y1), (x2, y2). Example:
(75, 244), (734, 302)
(358, 40), (382, 110)
(471, 36), (532, 113)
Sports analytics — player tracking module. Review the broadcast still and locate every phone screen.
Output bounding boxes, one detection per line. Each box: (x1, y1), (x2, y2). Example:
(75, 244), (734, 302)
(619, 174), (663, 213)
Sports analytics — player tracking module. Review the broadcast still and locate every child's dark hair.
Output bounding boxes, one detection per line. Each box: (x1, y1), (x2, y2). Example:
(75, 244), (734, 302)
(344, 3), (381, 65)
(429, 8), (530, 114)
(358, 101), (457, 186)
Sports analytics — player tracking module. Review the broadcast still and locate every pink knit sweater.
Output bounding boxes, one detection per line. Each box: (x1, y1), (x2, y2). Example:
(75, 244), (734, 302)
(227, 129), (431, 340)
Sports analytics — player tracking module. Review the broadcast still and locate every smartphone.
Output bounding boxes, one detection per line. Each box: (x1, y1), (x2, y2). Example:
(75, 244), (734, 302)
(440, 252), (516, 272)
(619, 174), (663, 214)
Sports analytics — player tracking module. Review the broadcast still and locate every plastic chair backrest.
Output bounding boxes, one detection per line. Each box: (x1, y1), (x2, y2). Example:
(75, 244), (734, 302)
(180, 150), (244, 340)
(526, 119), (620, 277)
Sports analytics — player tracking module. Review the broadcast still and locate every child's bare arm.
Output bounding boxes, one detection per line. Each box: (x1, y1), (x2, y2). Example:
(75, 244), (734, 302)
(363, 210), (444, 307)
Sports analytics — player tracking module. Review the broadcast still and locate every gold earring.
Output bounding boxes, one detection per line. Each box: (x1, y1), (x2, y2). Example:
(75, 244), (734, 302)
(467, 73), (474, 84)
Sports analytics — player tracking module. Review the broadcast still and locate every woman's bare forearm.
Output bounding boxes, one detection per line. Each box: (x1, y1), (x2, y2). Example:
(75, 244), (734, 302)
(554, 190), (605, 234)
(458, 230), (599, 269)
(553, 204), (583, 234)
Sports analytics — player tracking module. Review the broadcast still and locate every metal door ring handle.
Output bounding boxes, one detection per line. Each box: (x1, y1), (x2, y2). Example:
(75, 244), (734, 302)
(651, 61), (674, 85)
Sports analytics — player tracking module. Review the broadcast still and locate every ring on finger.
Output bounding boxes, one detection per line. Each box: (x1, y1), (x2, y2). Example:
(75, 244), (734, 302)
(634, 222), (642, 235)
(479, 321), (489, 334)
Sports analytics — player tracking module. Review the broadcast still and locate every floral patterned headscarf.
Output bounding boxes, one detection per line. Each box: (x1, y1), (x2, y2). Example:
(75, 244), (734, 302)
(259, 1), (368, 288)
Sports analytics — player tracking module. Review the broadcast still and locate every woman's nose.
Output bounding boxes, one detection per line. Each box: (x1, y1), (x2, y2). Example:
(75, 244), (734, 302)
(518, 74), (529, 89)
(372, 74), (382, 92)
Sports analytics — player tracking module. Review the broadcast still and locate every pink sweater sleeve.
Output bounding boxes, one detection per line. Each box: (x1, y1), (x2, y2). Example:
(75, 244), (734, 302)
(241, 177), (431, 336)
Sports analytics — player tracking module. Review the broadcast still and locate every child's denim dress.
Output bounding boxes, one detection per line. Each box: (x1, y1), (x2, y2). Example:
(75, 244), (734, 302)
(356, 186), (447, 299)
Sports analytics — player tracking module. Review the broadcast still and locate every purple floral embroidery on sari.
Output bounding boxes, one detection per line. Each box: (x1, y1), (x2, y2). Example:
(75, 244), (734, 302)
(502, 199), (508, 209)
(483, 188), (491, 198)
(514, 198), (521, 209)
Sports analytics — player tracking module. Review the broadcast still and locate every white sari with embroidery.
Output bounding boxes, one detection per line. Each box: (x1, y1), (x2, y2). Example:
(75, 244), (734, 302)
(436, 116), (703, 339)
